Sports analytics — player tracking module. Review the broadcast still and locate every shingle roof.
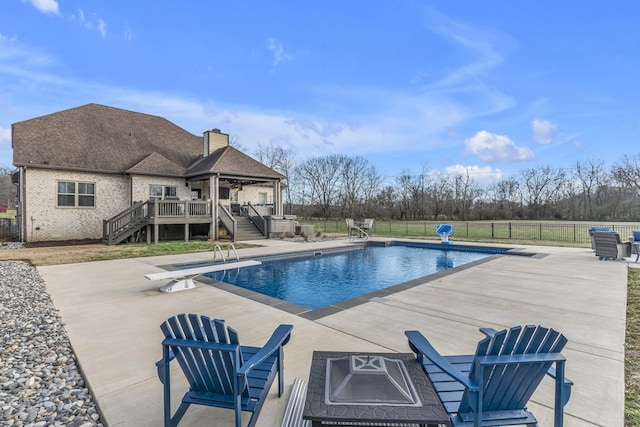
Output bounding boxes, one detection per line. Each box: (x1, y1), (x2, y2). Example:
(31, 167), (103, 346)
(12, 103), (284, 181)
(12, 103), (202, 175)
(186, 146), (285, 180)
(126, 152), (186, 176)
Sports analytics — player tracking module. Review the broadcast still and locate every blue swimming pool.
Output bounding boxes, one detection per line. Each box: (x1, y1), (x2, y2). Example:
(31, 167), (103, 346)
(205, 243), (508, 309)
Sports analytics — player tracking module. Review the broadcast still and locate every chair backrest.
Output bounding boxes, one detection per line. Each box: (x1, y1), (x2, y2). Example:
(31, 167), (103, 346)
(459, 325), (567, 414)
(593, 231), (625, 258)
(362, 218), (374, 229)
(634, 230), (640, 242)
(161, 313), (249, 398)
(345, 218), (354, 227)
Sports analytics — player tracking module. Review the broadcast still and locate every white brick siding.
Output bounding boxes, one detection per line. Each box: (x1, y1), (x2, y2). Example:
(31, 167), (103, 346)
(131, 176), (192, 202)
(24, 169), (129, 241)
(23, 170), (192, 242)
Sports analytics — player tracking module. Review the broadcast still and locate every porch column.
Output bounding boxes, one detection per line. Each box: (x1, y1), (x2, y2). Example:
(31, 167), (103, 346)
(273, 180), (281, 215)
(210, 175), (219, 240)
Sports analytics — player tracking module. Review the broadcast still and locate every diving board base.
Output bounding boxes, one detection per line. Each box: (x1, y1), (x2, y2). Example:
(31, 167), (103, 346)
(160, 279), (196, 293)
(147, 259), (262, 293)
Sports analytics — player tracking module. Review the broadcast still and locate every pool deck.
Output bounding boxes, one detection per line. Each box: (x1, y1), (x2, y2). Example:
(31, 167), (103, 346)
(39, 238), (629, 426)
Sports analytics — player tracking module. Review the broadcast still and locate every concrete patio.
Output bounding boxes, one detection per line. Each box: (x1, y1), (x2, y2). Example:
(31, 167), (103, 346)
(39, 238), (628, 426)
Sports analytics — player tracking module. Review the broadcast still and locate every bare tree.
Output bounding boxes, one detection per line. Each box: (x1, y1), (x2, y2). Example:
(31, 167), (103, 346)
(360, 166), (384, 216)
(487, 178), (521, 219)
(340, 156), (369, 218)
(228, 134), (249, 152)
(446, 168), (481, 221)
(294, 155), (346, 218)
(0, 166), (16, 209)
(573, 159), (608, 219)
(253, 143), (296, 212)
(519, 166), (566, 219)
(427, 172), (452, 220)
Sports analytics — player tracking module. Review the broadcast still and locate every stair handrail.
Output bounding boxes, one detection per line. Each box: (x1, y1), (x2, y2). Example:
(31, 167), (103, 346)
(246, 202), (266, 236)
(218, 203), (237, 241)
(213, 244), (226, 262)
(103, 201), (149, 245)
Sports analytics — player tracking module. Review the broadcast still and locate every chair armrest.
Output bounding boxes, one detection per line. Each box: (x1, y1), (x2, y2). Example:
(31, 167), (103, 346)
(478, 327), (499, 338)
(546, 365), (573, 405)
(156, 349), (176, 384)
(405, 330), (477, 390)
(238, 324), (293, 376)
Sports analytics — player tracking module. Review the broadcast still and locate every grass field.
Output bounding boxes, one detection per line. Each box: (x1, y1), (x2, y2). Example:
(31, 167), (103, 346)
(0, 209), (16, 219)
(301, 219), (640, 247)
(627, 269), (640, 426)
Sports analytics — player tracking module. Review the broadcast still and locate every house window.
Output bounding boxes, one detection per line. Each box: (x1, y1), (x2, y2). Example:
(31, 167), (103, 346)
(149, 185), (177, 200)
(57, 181), (95, 207)
(257, 192), (267, 204)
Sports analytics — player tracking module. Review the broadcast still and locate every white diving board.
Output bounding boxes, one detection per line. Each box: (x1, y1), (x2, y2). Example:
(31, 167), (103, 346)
(146, 260), (261, 293)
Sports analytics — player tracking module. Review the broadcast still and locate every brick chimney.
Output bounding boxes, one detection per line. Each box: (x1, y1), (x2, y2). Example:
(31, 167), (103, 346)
(203, 129), (229, 156)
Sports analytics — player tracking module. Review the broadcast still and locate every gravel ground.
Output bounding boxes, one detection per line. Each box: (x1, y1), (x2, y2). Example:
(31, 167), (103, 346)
(0, 261), (103, 427)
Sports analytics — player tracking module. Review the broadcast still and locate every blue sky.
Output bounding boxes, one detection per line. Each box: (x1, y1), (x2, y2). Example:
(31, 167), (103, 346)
(1, 1), (638, 185)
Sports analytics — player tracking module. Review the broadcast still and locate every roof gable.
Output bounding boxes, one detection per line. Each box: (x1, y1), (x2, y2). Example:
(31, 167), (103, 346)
(126, 152), (186, 177)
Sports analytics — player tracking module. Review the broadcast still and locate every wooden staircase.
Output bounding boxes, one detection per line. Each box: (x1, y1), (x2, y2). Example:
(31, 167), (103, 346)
(234, 216), (266, 241)
(103, 201), (149, 245)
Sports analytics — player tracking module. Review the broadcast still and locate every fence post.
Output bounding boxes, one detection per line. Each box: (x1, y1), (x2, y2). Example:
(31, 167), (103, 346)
(491, 223), (494, 239)
(539, 223), (542, 240)
(509, 222), (512, 239)
(574, 224), (576, 242)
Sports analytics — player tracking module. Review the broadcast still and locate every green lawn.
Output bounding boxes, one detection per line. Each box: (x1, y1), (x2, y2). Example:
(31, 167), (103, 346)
(627, 268), (640, 426)
(0, 209), (16, 219)
(300, 219), (637, 247)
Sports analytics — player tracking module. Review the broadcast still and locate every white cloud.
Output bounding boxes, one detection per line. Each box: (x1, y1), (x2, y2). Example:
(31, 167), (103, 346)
(70, 9), (107, 38)
(97, 19), (107, 38)
(445, 164), (503, 185)
(25, 0), (59, 15)
(413, 9), (517, 119)
(531, 119), (557, 144)
(266, 38), (292, 67)
(465, 130), (535, 163)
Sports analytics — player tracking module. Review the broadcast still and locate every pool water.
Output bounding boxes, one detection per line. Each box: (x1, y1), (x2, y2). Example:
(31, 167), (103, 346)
(205, 244), (499, 309)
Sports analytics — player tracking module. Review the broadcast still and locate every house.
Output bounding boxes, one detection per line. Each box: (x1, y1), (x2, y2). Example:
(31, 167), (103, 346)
(12, 103), (286, 244)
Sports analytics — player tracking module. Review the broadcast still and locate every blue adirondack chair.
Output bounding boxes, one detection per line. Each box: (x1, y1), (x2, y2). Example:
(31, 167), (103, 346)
(157, 314), (293, 427)
(405, 325), (573, 427)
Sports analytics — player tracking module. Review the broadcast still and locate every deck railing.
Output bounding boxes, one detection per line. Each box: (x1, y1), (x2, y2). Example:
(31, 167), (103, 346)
(103, 200), (214, 245)
(149, 199), (212, 218)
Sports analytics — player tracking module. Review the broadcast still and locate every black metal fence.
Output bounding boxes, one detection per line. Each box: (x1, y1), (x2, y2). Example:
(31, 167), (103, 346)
(300, 219), (640, 245)
(0, 218), (19, 242)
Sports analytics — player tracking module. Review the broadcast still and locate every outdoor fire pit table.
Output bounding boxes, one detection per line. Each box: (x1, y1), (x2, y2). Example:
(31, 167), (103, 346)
(303, 351), (450, 427)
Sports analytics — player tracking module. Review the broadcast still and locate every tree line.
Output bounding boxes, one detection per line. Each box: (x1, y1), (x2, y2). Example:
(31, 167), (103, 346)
(253, 145), (640, 222)
(3, 146), (640, 221)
